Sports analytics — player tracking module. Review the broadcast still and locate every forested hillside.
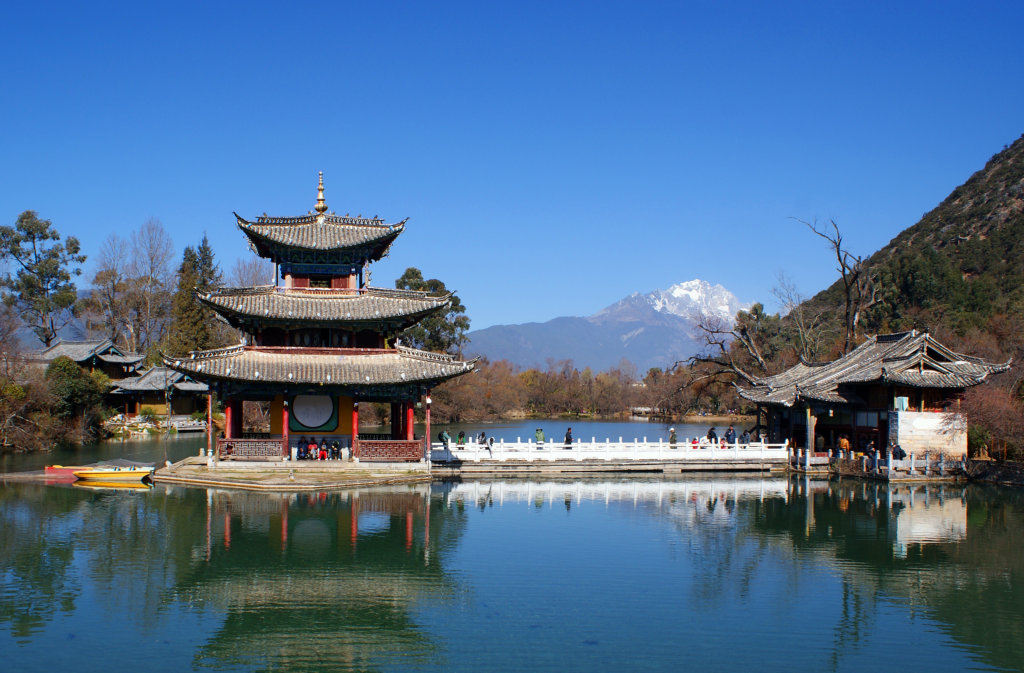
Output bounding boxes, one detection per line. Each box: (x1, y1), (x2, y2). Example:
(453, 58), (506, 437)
(815, 134), (1024, 334)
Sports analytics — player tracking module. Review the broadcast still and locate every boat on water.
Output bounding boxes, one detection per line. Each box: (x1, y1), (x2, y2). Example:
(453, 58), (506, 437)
(73, 466), (155, 482)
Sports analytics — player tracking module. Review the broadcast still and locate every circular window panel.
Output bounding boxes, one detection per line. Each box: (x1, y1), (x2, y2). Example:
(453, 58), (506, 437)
(292, 395), (334, 428)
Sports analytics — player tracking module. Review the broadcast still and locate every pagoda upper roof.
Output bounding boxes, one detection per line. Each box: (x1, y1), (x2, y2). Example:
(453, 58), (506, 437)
(234, 212), (405, 263)
(738, 330), (1011, 407)
(163, 345), (475, 390)
(198, 285), (450, 330)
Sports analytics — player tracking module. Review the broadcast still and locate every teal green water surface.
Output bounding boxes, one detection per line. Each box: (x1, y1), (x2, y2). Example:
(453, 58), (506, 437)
(2, 476), (1022, 672)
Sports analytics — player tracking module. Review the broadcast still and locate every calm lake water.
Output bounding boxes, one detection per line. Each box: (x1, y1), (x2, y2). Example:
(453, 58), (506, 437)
(3, 473), (1023, 672)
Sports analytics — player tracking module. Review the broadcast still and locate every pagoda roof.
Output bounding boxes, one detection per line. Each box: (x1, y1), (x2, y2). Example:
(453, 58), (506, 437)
(738, 330), (1010, 408)
(198, 285), (450, 330)
(163, 345), (475, 391)
(234, 212), (405, 263)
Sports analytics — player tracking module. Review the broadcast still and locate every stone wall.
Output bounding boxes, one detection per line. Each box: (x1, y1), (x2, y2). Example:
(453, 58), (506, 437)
(888, 410), (965, 456)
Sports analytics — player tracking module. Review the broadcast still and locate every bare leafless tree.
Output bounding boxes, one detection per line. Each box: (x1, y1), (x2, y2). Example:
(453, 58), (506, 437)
(771, 272), (830, 361)
(81, 234), (129, 345)
(799, 219), (879, 353)
(231, 257), (275, 287)
(128, 218), (174, 357)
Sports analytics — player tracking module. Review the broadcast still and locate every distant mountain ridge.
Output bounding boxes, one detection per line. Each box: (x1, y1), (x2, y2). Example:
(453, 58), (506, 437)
(466, 280), (749, 372)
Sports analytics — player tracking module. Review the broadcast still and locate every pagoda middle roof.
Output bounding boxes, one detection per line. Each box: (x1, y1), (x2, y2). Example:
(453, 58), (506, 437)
(235, 212), (405, 260)
(198, 285), (450, 327)
(163, 345), (476, 388)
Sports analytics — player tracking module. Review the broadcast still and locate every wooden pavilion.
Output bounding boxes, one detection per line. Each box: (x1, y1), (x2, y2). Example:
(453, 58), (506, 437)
(738, 330), (1009, 456)
(165, 173), (475, 461)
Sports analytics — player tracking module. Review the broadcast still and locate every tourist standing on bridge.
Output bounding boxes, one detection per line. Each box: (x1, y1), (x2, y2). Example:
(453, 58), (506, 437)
(724, 425), (736, 445)
(564, 427), (573, 449)
(535, 428), (545, 447)
(740, 429), (750, 445)
(669, 428), (677, 447)
(706, 427), (718, 444)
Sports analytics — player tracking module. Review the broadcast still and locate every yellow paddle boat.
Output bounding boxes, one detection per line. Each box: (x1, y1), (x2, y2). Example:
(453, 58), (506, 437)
(73, 466), (155, 483)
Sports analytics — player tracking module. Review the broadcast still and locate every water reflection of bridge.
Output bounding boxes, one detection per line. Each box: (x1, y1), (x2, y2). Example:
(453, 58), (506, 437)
(441, 478), (790, 508)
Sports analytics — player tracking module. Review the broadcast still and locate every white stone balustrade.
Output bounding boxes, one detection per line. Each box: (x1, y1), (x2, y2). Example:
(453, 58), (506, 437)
(430, 438), (788, 463)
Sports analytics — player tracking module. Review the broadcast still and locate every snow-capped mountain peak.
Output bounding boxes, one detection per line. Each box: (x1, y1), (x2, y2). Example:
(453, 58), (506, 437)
(592, 279), (748, 325)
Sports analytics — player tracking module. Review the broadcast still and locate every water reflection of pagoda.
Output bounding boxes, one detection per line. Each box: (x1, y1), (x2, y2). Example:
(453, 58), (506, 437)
(174, 486), (463, 671)
(165, 174), (474, 461)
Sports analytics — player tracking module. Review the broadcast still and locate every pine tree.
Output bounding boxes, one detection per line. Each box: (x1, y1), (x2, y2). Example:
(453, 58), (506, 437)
(165, 235), (225, 354)
(395, 267), (470, 354)
(0, 211), (87, 346)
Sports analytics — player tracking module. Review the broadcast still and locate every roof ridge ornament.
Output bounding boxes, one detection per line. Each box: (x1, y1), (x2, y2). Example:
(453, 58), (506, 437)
(315, 171), (328, 216)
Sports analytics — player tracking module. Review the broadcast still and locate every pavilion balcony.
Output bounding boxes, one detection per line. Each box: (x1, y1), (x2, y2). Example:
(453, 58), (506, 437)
(355, 438), (424, 462)
(218, 437), (286, 460)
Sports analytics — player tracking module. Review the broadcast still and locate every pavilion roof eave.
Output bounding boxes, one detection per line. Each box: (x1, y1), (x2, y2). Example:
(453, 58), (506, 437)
(161, 345), (476, 391)
(234, 213), (405, 262)
(196, 285), (452, 329)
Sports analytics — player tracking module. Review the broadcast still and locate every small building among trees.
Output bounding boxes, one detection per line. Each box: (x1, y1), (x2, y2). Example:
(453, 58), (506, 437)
(27, 338), (143, 379)
(738, 330), (1009, 456)
(110, 366), (209, 417)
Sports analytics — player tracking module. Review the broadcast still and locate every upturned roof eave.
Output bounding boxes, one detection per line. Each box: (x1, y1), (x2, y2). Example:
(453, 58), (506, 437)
(233, 213), (405, 257)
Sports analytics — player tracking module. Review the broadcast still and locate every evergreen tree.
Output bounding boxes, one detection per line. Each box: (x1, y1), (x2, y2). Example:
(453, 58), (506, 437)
(166, 235), (225, 354)
(0, 211), (87, 346)
(395, 267), (470, 354)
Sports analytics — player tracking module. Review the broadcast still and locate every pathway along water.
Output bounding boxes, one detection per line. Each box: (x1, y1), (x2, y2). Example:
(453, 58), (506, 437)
(2, 476), (1022, 672)
(0, 418), (730, 474)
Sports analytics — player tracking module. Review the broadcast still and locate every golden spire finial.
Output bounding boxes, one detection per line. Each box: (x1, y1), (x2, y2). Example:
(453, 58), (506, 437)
(315, 171), (328, 214)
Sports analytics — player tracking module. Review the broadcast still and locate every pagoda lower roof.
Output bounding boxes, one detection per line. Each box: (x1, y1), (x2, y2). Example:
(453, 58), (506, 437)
(198, 285), (450, 329)
(235, 212), (404, 262)
(163, 345), (475, 388)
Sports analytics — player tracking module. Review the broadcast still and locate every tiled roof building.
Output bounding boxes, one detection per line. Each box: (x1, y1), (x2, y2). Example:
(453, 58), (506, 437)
(165, 173), (473, 462)
(110, 366), (209, 416)
(737, 331), (1009, 456)
(28, 339), (143, 378)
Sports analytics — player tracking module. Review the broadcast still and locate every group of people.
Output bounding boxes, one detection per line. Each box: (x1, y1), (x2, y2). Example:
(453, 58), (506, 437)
(682, 424), (754, 447)
(295, 436), (347, 461)
(532, 427), (574, 449)
(439, 430), (495, 449)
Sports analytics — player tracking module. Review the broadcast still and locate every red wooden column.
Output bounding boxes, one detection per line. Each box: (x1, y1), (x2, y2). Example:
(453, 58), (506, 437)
(224, 401), (234, 439)
(406, 402), (414, 440)
(352, 401), (360, 459)
(282, 399), (290, 457)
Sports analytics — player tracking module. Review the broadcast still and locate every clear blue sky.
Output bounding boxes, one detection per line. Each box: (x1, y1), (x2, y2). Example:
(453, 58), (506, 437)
(2, 1), (1022, 330)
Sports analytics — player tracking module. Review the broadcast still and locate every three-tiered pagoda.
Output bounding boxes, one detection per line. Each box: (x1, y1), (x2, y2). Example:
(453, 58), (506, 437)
(165, 174), (474, 462)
